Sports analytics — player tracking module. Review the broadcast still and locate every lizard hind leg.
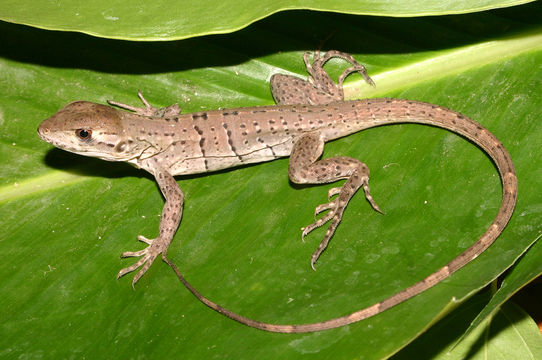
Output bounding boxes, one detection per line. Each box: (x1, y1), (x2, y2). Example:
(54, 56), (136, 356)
(307, 50), (375, 95)
(270, 50), (374, 106)
(289, 132), (382, 270)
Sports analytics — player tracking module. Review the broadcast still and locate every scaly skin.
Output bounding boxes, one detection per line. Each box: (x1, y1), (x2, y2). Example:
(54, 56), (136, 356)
(37, 51), (517, 332)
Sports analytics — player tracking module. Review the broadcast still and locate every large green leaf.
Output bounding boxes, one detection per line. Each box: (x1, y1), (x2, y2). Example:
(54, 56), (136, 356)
(454, 234), (542, 346)
(1, 3), (541, 360)
(392, 291), (542, 359)
(0, 0), (535, 40)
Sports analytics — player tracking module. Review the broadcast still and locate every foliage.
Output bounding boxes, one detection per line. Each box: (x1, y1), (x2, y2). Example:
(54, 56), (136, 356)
(1, 1), (541, 359)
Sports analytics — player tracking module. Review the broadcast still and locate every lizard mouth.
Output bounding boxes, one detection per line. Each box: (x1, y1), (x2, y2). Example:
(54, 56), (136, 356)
(37, 121), (84, 155)
(37, 122), (71, 152)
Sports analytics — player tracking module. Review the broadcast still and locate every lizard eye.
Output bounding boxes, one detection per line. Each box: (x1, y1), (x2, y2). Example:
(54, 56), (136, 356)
(76, 129), (92, 140)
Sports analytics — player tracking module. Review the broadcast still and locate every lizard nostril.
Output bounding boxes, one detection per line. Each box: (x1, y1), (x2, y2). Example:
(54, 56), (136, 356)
(37, 125), (49, 137)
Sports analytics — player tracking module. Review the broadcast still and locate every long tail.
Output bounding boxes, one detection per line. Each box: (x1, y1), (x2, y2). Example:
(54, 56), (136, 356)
(164, 100), (517, 333)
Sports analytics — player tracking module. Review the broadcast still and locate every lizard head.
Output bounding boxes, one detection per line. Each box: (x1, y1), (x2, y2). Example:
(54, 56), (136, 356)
(38, 101), (143, 162)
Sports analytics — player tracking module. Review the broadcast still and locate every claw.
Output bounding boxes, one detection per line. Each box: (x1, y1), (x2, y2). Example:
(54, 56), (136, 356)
(130, 259), (154, 288)
(327, 187), (341, 200)
(302, 210), (334, 240)
(117, 234), (164, 287)
(338, 65), (375, 88)
(117, 254), (149, 279)
(314, 201), (334, 217)
(362, 180), (384, 214)
(302, 174), (383, 269)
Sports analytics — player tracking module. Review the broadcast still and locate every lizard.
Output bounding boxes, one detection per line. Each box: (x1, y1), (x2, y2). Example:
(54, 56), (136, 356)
(37, 50), (517, 333)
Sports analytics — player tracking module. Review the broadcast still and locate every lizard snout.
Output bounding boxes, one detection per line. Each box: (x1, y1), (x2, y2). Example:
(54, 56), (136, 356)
(37, 120), (52, 142)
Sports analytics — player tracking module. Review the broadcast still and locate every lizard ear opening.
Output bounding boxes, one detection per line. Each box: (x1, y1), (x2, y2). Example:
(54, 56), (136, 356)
(76, 129), (92, 140)
(115, 141), (127, 153)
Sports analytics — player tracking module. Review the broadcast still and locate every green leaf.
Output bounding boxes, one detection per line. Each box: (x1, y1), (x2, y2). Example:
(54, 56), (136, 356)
(454, 235), (542, 346)
(449, 302), (542, 359)
(1, 3), (541, 359)
(0, 0), (535, 40)
(392, 292), (542, 359)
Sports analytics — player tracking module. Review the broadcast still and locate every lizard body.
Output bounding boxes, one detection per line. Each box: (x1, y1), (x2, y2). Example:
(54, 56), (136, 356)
(37, 51), (517, 333)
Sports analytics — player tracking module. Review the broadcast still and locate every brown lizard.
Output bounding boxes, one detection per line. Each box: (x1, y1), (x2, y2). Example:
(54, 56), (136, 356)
(37, 50), (517, 333)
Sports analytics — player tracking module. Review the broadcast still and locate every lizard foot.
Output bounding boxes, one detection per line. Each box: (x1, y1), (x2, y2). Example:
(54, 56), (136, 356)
(307, 50), (375, 89)
(271, 50), (375, 106)
(302, 174), (383, 270)
(108, 91), (181, 117)
(117, 235), (165, 288)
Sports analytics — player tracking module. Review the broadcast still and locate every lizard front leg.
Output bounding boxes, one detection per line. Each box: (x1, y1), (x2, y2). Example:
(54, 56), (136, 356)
(289, 132), (382, 269)
(108, 91), (182, 118)
(117, 161), (184, 286)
